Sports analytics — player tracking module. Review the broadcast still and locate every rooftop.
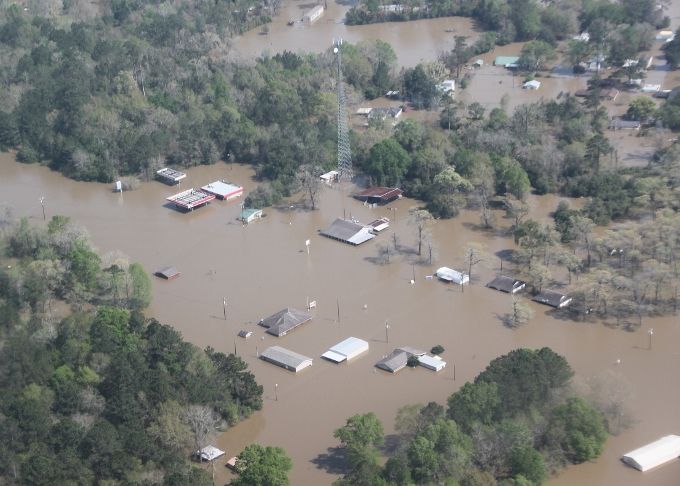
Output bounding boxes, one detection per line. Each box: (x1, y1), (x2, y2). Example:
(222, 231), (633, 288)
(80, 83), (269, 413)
(200, 180), (243, 199)
(260, 346), (313, 371)
(622, 435), (680, 472)
(486, 275), (526, 293)
(259, 308), (312, 337)
(320, 218), (375, 245)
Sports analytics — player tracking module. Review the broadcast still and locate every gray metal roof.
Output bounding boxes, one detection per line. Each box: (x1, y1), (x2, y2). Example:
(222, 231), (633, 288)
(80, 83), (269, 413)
(260, 346), (313, 371)
(259, 308), (312, 336)
(320, 218), (375, 245)
(486, 275), (526, 293)
(375, 350), (408, 373)
(532, 290), (571, 308)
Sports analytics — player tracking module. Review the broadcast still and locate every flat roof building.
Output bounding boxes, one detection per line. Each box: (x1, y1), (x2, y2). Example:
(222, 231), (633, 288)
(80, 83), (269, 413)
(240, 208), (263, 223)
(196, 445), (225, 462)
(259, 308), (312, 337)
(486, 275), (526, 294)
(494, 56), (520, 68)
(166, 188), (215, 211)
(622, 435), (680, 472)
(260, 346), (313, 372)
(436, 267), (469, 285)
(320, 218), (375, 245)
(156, 167), (186, 185)
(322, 337), (369, 363)
(201, 180), (243, 200)
(155, 266), (180, 280)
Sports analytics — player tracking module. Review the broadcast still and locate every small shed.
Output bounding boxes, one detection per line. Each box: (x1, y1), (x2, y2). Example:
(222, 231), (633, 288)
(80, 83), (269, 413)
(435, 267), (469, 285)
(320, 170), (340, 185)
(322, 337), (369, 363)
(642, 84), (661, 93)
(473, 59), (484, 68)
(240, 208), (263, 223)
(155, 266), (180, 280)
(260, 346), (313, 372)
(523, 80), (541, 90)
(532, 290), (572, 308)
(609, 118), (641, 130)
(368, 217), (390, 232)
(354, 187), (403, 205)
(196, 445), (225, 462)
(622, 435), (680, 472)
(486, 275), (526, 294)
(201, 181), (243, 200)
(259, 308), (312, 337)
(320, 218), (375, 245)
(356, 108), (373, 116)
(438, 80), (455, 94)
(303, 4), (324, 23)
(418, 354), (446, 372)
(238, 330), (252, 339)
(226, 456), (238, 471)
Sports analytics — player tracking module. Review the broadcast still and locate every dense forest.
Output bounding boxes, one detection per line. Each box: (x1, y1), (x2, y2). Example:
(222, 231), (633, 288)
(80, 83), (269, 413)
(0, 216), (263, 485)
(332, 348), (614, 486)
(346, 0), (668, 45)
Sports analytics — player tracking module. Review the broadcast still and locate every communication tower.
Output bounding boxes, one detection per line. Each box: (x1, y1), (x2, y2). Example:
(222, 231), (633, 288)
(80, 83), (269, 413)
(334, 38), (353, 181)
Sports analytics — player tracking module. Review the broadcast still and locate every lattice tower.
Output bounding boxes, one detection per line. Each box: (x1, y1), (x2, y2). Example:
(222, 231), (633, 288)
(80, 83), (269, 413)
(334, 39), (353, 181)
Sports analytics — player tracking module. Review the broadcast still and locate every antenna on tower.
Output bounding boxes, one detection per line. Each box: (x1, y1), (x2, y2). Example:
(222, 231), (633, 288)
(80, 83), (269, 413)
(334, 38), (353, 181)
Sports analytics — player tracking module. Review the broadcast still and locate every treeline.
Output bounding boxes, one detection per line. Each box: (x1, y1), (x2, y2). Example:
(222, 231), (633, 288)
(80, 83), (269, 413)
(346, 0), (667, 45)
(332, 348), (610, 485)
(0, 217), (263, 485)
(0, 4), (395, 189)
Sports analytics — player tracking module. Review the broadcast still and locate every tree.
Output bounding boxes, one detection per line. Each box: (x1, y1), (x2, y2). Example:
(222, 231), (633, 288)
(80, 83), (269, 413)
(462, 243), (489, 281)
(546, 397), (607, 464)
(231, 444), (292, 486)
(508, 446), (547, 484)
(447, 382), (501, 432)
(518, 41), (556, 71)
(408, 208), (434, 256)
(430, 167), (473, 217)
(128, 262), (151, 309)
(625, 96), (656, 122)
(664, 28), (680, 68)
(334, 412), (384, 470)
(504, 299), (534, 328)
(295, 164), (323, 210)
(404, 64), (439, 109)
(184, 405), (218, 455)
(365, 138), (411, 186)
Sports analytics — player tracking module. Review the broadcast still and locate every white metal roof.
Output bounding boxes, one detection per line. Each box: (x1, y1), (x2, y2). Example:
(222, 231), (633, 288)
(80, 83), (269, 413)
(260, 346), (313, 371)
(198, 445), (225, 461)
(201, 180), (243, 198)
(418, 355), (446, 371)
(622, 435), (680, 472)
(435, 267), (469, 284)
(330, 337), (369, 356)
(321, 350), (347, 363)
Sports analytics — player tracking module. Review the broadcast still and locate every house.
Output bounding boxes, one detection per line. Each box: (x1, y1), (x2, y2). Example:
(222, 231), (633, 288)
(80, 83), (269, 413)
(368, 107), (403, 120)
(156, 167), (186, 185)
(259, 308), (312, 337)
(260, 346), (313, 372)
(574, 88), (619, 101)
(322, 337), (369, 363)
(303, 4), (324, 23)
(486, 275), (526, 294)
(418, 354), (446, 372)
(200, 180), (243, 200)
(438, 80), (455, 94)
(240, 208), (263, 223)
(385, 90), (400, 98)
(494, 56), (520, 68)
(435, 267), (469, 285)
(642, 84), (661, 93)
(375, 347), (425, 373)
(532, 290), (572, 308)
(196, 445), (225, 462)
(473, 59), (484, 68)
(154, 266), (180, 280)
(226, 456), (238, 471)
(166, 188), (215, 211)
(356, 108), (373, 116)
(320, 170), (339, 185)
(320, 218), (376, 245)
(354, 187), (403, 205)
(622, 435), (680, 472)
(368, 217), (390, 232)
(238, 330), (252, 339)
(523, 80), (541, 90)
(609, 118), (641, 130)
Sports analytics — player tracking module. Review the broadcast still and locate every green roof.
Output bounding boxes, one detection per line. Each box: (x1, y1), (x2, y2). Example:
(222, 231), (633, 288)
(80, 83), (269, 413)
(241, 208), (262, 219)
(494, 56), (520, 67)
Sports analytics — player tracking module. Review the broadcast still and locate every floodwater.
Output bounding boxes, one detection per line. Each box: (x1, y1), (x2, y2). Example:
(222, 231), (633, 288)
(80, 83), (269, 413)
(1, 153), (679, 485)
(231, 1), (477, 67)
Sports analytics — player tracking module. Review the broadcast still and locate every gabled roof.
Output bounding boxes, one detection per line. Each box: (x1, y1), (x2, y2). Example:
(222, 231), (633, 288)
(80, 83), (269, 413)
(532, 290), (572, 308)
(260, 346), (313, 372)
(355, 187), (403, 199)
(320, 218), (375, 245)
(375, 350), (409, 373)
(622, 435), (680, 472)
(435, 267), (469, 284)
(259, 308), (312, 337)
(155, 266), (180, 280)
(197, 445), (225, 461)
(486, 275), (526, 293)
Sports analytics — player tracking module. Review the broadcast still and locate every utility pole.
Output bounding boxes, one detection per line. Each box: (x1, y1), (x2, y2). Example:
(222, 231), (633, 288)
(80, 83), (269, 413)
(223, 298), (227, 320)
(648, 328), (654, 350)
(39, 196), (46, 221)
(385, 320), (390, 343)
(275, 383), (278, 401)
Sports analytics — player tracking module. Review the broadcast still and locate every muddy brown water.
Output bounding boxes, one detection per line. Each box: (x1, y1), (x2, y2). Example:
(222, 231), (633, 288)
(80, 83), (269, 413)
(1, 153), (679, 485)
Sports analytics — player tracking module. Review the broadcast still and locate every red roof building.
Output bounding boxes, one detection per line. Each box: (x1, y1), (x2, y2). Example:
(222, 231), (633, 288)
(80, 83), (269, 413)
(354, 187), (403, 205)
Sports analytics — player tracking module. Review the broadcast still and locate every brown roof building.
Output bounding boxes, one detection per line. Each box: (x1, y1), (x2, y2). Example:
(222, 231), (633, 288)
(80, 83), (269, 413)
(354, 187), (403, 205)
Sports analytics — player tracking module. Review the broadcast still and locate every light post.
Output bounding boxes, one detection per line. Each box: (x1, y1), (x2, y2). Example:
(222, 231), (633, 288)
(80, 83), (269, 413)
(648, 328), (654, 350)
(275, 383), (278, 401)
(223, 298), (227, 320)
(385, 320), (390, 343)
(39, 196), (46, 221)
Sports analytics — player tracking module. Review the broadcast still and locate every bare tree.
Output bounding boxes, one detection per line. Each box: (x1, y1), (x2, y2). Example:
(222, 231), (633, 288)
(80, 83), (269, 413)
(504, 298), (534, 328)
(295, 164), (323, 210)
(408, 208), (433, 256)
(462, 243), (488, 281)
(184, 404), (219, 455)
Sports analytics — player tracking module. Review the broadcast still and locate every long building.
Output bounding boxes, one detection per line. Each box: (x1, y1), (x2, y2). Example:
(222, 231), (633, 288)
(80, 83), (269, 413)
(166, 188), (215, 211)
(322, 337), (369, 363)
(320, 218), (375, 246)
(622, 435), (680, 472)
(260, 346), (313, 373)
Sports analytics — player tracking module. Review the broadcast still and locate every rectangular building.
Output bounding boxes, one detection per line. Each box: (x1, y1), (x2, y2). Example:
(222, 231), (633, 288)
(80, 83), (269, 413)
(201, 180), (244, 200)
(320, 218), (375, 245)
(622, 435), (680, 472)
(436, 267), (469, 285)
(156, 167), (186, 185)
(260, 346), (313, 373)
(322, 337), (369, 363)
(166, 189), (215, 211)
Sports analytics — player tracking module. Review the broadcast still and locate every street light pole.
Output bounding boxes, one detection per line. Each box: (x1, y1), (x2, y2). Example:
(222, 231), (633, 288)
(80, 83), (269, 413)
(648, 328), (654, 350)
(385, 320), (390, 343)
(275, 383), (278, 401)
(223, 298), (227, 320)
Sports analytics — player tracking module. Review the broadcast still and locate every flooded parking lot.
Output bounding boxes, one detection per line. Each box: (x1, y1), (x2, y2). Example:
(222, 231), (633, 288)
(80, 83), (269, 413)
(1, 153), (679, 485)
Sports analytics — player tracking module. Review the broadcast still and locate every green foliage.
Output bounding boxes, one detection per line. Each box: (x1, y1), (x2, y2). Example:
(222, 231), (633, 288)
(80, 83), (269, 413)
(508, 446), (547, 484)
(407, 355), (420, 367)
(664, 28), (680, 68)
(546, 397), (607, 464)
(231, 444), (292, 486)
(447, 382), (501, 432)
(431, 345), (445, 355)
(334, 413), (384, 469)
(364, 138), (412, 186)
(404, 64), (439, 109)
